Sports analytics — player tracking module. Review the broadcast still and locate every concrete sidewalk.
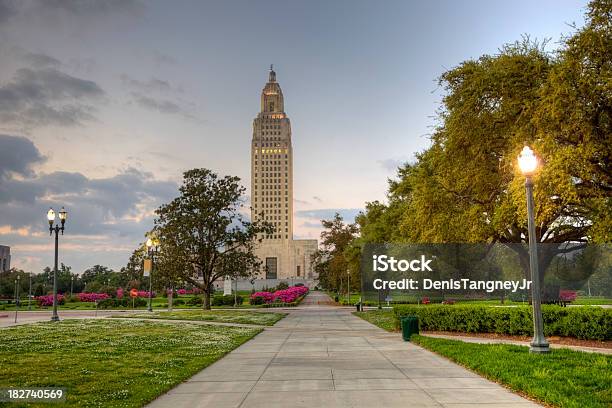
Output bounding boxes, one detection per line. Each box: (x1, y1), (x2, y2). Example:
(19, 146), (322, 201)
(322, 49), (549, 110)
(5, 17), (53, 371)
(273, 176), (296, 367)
(147, 291), (540, 408)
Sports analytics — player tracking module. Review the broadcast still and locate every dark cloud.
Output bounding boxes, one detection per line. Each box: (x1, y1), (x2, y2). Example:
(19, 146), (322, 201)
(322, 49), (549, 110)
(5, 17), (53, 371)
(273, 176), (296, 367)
(120, 75), (172, 93)
(130, 92), (197, 120)
(0, 67), (104, 127)
(152, 51), (177, 66)
(0, 0), (145, 25)
(0, 0), (17, 23)
(33, 0), (145, 17)
(0, 135), (178, 239)
(21, 52), (61, 68)
(295, 208), (362, 223)
(132, 93), (181, 114)
(0, 134), (45, 179)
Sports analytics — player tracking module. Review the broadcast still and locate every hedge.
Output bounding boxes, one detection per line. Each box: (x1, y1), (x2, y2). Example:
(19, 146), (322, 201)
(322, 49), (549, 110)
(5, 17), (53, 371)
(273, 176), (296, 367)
(393, 305), (612, 341)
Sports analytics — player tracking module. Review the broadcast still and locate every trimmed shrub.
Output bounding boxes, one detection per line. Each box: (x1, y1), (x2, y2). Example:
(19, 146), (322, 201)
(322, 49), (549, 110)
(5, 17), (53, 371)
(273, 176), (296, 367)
(212, 295), (243, 306)
(186, 296), (203, 306)
(393, 305), (612, 340)
(250, 296), (265, 305)
(275, 282), (289, 291)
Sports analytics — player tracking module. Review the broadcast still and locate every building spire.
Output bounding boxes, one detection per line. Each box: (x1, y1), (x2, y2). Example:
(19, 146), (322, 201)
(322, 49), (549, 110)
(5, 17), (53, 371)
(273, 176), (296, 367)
(269, 64), (276, 82)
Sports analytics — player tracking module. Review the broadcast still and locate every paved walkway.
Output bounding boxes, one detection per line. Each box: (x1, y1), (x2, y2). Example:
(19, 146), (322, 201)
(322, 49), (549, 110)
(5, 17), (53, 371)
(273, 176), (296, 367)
(147, 292), (540, 407)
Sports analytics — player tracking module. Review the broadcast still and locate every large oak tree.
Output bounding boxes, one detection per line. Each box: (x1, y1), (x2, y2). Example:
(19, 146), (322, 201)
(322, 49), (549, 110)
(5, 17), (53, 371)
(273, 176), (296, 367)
(358, 1), (611, 282)
(153, 168), (272, 309)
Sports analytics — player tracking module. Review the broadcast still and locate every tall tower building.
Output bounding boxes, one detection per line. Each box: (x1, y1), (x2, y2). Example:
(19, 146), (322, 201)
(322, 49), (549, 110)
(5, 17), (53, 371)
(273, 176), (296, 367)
(251, 66), (293, 241)
(250, 67), (317, 281)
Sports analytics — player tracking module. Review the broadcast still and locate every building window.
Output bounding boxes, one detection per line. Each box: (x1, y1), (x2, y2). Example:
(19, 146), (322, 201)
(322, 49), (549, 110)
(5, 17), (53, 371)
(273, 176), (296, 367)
(297, 265), (301, 277)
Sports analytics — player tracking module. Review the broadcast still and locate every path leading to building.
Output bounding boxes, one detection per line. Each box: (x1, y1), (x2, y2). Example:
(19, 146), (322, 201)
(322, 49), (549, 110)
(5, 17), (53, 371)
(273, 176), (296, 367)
(147, 291), (540, 408)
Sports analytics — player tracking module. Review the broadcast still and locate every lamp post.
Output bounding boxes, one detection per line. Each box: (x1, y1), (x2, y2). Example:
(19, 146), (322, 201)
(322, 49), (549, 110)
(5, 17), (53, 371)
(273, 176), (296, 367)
(347, 269), (350, 305)
(70, 274), (74, 298)
(47, 207), (67, 322)
(518, 146), (549, 354)
(145, 237), (159, 312)
(28, 272), (32, 311)
(14, 275), (20, 323)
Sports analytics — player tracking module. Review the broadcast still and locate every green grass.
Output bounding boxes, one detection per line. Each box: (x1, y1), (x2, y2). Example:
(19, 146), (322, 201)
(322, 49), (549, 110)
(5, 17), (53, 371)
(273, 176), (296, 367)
(412, 335), (611, 408)
(0, 319), (261, 407)
(354, 310), (397, 331)
(114, 309), (287, 326)
(573, 297), (612, 305)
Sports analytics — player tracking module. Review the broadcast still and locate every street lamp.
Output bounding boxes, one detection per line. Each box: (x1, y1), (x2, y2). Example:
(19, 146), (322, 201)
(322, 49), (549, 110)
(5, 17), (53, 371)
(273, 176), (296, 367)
(145, 237), (159, 312)
(518, 146), (549, 354)
(347, 269), (350, 305)
(28, 272), (32, 311)
(70, 274), (74, 298)
(47, 207), (67, 322)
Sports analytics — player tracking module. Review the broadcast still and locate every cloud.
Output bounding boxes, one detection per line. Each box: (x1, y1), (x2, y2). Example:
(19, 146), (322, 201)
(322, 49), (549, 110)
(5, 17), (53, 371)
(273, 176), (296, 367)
(0, 134), (46, 179)
(21, 52), (61, 68)
(130, 92), (197, 120)
(0, 0), (17, 23)
(0, 135), (178, 272)
(120, 75), (172, 93)
(0, 0), (145, 25)
(295, 208), (362, 223)
(32, 0), (145, 18)
(0, 67), (105, 127)
(120, 75), (195, 119)
(132, 93), (181, 114)
(152, 51), (177, 66)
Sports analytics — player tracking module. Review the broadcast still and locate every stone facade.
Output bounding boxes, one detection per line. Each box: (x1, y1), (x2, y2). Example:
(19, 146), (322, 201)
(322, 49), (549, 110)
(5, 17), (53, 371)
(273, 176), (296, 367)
(250, 67), (318, 280)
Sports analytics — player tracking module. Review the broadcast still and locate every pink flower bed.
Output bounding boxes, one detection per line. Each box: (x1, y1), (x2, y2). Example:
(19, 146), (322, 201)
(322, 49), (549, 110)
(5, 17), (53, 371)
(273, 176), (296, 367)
(251, 286), (309, 304)
(78, 293), (110, 302)
(176, 288), (200, 295)
(116, 288), (124, 299)
(36, 294), (65, 306)
(137, 290), (155, 298)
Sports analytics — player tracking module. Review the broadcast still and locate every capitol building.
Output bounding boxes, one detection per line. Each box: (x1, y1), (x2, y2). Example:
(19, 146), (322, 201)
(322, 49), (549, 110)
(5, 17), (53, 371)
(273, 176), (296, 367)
(250, 67), (318, 282)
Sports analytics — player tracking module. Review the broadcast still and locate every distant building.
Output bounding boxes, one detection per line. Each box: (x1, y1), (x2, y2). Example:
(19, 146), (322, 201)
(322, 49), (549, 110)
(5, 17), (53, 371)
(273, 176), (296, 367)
(0, 246), (10, 272)
(250, 67), (318, 280)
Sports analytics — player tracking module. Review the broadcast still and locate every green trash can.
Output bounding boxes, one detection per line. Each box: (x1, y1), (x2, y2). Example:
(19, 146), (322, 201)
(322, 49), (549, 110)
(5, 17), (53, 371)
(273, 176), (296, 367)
(401, 316), (419, 341)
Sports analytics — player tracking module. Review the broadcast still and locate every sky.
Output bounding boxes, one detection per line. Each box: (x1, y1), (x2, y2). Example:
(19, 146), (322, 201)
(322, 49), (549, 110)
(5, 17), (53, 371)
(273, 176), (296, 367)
(0, 0), (587, 274)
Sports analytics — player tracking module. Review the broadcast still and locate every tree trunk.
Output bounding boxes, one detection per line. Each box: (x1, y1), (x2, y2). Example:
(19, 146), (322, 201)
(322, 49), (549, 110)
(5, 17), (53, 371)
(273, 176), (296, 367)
(168, 287), (173, 312)
(203, 289), (211, 310)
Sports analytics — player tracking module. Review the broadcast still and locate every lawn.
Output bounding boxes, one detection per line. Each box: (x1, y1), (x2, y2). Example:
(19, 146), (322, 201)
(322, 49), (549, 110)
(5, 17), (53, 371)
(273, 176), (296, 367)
(412, 335), (612, 408)
(114, 309), (287, 326)
(0, 319), (261, 407)
(354, 310), (397, 331)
